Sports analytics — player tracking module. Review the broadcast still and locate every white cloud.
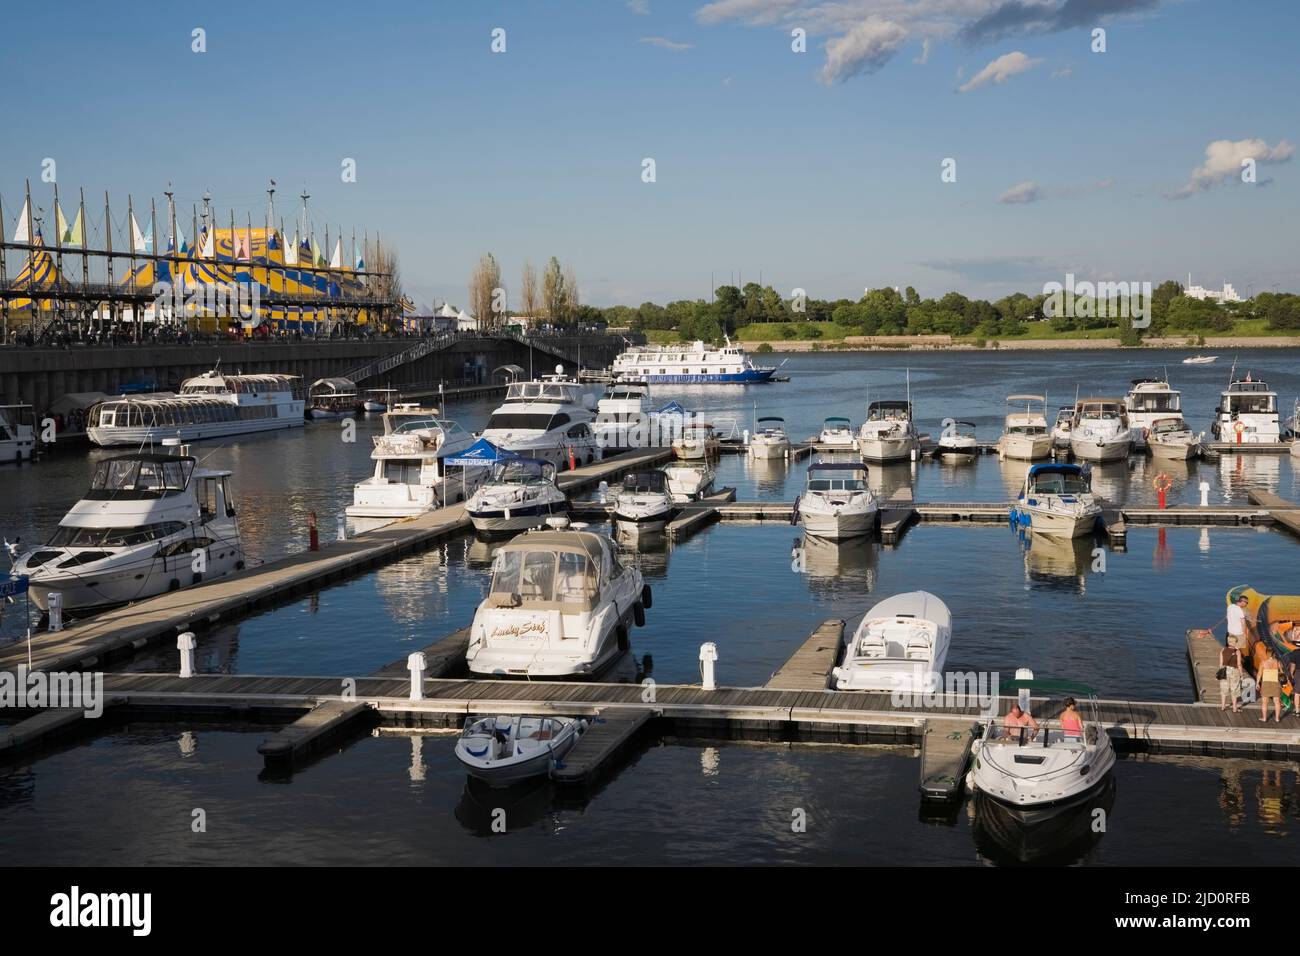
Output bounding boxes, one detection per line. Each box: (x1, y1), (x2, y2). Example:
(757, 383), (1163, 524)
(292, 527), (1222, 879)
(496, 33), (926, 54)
(957, 50), (1042, 92)
(818, 17), (909, 84)
(627, 0), (650, 14)
(1051, 64), (1072, 79)
(914, 37), (932, 65)
(998, 181), (1041, 204)
(639, 36), (693, 51)
(1170, 138), (1295, 199)
(696, 0), (800, 26)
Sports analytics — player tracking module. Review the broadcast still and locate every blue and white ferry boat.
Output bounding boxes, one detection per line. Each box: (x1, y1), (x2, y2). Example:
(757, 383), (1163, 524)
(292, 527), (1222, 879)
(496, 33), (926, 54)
(611, 338), (776, 385)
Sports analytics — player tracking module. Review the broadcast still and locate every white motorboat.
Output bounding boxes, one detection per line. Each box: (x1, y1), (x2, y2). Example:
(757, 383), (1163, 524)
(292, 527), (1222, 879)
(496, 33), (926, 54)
(968, 677), (1116, 809)
(857, 400), (919, 463)
(797, 460), (878, 540)
(361, 388), (399, 413)
(466, 458), (568, 535)
(454, 714), (585, 786)
(1069, 397), (1131, 462)
(1147, 416), (1201, 460)
(662, 461), (715, 502)
(612, 470), (674, 527)
(346, 416), (486, 518)
(306, 377), (359, 420)
(998, 395), (1053, 461)
(937, 420), (978, 457)
(748, 416), (790, 459)
(672, 422), (718, 460)
(0, 405), (36, 463)
(610, 336), (777, 384)
(818, 416), (856, 448)
(13, 443), (244, 612)
(1182, 354), (1218, 365)
(1009, 463), (1101, 538)
(1125, 378), (1182, 449)
(465, 528), (651, 678)
(1211, 375), (1281, 444)
(831, 591), (952, 693)
(593, 379), (653, 449)
(1050, 405), (1074, 449)
(481, 371), (601, 469)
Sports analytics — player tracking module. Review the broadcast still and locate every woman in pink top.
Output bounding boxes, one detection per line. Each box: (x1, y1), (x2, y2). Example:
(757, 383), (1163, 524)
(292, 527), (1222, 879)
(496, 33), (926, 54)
(1060, 697), (1084, 738)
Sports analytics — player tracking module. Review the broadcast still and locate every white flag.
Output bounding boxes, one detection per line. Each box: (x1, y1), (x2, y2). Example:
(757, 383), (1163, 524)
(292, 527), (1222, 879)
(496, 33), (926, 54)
(12, 199), (30, 243)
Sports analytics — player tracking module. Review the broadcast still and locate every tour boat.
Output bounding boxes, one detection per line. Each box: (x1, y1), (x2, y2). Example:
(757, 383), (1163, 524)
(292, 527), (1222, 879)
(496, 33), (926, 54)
(480, 371), (601, 468)
(1069, 397), (1131, 462)
(998, 395), (1053, 461)
(831, 591), (952, 693)
(306, 377), (360, 420)
(1146, 416), (1201, 460)
(1211, 376), (1281, 443)
(612, 470), (674, 528)
(1125, 378), (1182, 449)
(13, 443), (244, 612)
(465, 527), (651, 678)
(748, 416), (790, 459)
(672, 422), (719, 460)
(968, 677), (1116, 810)
(362, 388), (399, 413)
(1051, 405), (1074, 449)
(1009, 463), (1101, 538)
(937, 420), (978, 457)
(0, 405), (36, 463)
(610, 337), (776, 384)
(663, 461), (715, 502)
(857, 400), (919, 463)
(818, 416), (856, 448)
(465, 458), (569, 535)
(593, 379), (653, 449)
(346, 416), (486, 519)
(454, 714), (586, 786)
(797, 460), (878, 540)
(1182, 354), (1218, 365)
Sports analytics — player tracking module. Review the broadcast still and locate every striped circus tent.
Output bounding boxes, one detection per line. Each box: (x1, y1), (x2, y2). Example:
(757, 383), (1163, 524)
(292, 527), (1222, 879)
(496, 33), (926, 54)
(7, 233), (72, 312)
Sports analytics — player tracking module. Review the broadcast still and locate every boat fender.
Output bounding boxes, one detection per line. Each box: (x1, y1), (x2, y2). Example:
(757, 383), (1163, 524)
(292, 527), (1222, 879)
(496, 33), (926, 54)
(965, 771), (976, 792)
(168, 578), (181, 592)
(235, 560), (245, 571)
(641, 584), (653, 609)
(634, 602), (646, 628)
(617, 625), (629, 651)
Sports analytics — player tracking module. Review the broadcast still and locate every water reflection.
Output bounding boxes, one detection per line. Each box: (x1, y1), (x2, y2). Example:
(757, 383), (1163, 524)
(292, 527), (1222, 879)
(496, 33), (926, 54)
(798, 533), (878, 595)
(1020, 532), (1097, 592)
(869, 462), (916, 500)
(614, 523), (671, 579)
(1218, 452), (1281, 500)
(745, 455), (792, 497)
(973, 776), (1116, 865)
(454, 775), (558, 836)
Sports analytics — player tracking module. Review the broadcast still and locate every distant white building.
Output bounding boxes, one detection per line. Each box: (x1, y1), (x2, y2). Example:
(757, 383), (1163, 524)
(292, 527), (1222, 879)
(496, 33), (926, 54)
(1185, 276), (1242, 303)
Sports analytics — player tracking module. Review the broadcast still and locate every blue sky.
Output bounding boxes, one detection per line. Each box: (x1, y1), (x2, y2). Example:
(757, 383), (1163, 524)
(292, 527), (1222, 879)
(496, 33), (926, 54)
(1, 0), (1296, 309)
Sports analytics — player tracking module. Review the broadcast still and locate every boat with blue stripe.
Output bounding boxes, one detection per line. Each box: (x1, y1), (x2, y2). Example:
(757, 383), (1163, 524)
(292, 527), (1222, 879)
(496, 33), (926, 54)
(611, 337), (778, 385)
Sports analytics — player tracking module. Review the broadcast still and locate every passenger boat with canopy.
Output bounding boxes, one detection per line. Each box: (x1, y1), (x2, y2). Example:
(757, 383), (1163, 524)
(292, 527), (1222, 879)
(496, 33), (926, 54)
(307, 377), (360, 420)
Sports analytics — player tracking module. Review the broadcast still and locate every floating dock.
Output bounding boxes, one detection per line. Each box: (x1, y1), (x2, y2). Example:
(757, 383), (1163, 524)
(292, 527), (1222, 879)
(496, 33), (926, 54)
(765, 620), (844, 690)
(1247, 489), (1300, 540)
(918, 719), (981, 802)
(550, 709), (657, 785)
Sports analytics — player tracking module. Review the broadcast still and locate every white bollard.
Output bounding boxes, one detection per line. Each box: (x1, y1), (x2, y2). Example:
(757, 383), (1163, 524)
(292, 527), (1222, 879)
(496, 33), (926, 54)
(700, 642), (719, 691)
(743, 429), (750, 447)
(598, 480), (609, 503)
(1015, 666), (1033, 713)
(408, 651), (427, 701)
(910, 447), (919, 462)
(337, 513), (347, 540)
(178, 631), (197, 678)
(1199, 481), (1210, 507)
(47, 591), (63, 633)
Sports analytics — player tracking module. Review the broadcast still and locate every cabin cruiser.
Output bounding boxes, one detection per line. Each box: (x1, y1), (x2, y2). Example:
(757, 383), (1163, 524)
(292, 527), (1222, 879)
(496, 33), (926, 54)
(593, 379), (653, 448)
(749, 416), (790, 459)
(998, 395), (1052, 461)
(1211, 376), (1281, 443)
(0, 405), (36, 463)
(672, 422), (718, 460)
(831, 591), (952, 693)
(1147, 416), (1201, 460)
(612, 470), (674, 528)
(818, 416), (856, 448)
(610, 337), (776, 384)
(12, 443), (244, 612)
(968, 677), (1116, 809)
(857, 400), (919, 463)
(663, 461), (715, 502)
(937, 420), (978, 457)
(797, 461), (878, 540)
(87, 371), (305, 446)
(1010, 462), (1101, 538)
(362, 388), (399, 413)
(383, 402), (442, 432)
(465, 528), (651, 678)
(465, 458), (568, 535)
(346, 416), (485, 518)
(481, 371), (601, 469)
(1069, 398), (1131, 462)
(307, 377), (359, 420)
(1051, 406), (1074, 449)
(454, 715), (586, 786)
(1125, 378), (1182, 448)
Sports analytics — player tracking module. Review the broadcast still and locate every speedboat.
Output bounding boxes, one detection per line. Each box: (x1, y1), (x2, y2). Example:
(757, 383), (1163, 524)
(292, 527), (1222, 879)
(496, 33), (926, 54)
(480, 371), (601, 469)
(672, 422), (718, 460)
(346, 416), (486, 518)
(937, 420), (978, 457)
(1051, 405), (1074, 449)
(968, 676), (1116, 809)
(1182, 354), (1218, 365)
(1147, 416), (1201, 460)
(1211, 375), (1281, 443)
(831, 591), (952, 693)
(13, 442), (244, 612)
(466, 458), (569, 535)
(663, 461), (715, 502)
(748, 416), (790, 459)
(1125, 378), (1182, 449)
(1069, 397), (1131, 462)
(857, 400), (919, 463)
(998, 395), (1053, 460)
(818, 416), (856, 448)
(797, 460), (878, 540)
(612, 470), (674, 528)
(1009, 462), (1101, 538)
(593, 379), (653, 449)
(0, 405), (36, 463)
(307, 377), (359, 420)
(454, 714), (585, 786)
(362, 388), (399, 413)
(465, 527), (651, 678)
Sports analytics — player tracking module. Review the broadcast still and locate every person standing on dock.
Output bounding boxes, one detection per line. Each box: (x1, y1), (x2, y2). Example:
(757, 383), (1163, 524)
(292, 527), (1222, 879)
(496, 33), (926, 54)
(1219, 642), (1243, 713)
(1226, 595), (1253, 650)
(1258, 650), (1283, 722)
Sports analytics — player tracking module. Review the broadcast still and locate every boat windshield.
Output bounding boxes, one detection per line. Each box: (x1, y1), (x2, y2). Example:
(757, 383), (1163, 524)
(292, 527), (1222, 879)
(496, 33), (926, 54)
(623, 472), (668, 494)
(809, 473), (866, 492)
(505, 381), (582, 403)
(490, 549), (599, 609)
(1030, 471), (1090, 495)
(1151, 419), (1186, 435)
(1128, 391), (1180, 412)
(488, 459), (555, 484)
(1225, 393), (1276, 414)
(867, 402), (911, 421)
(86, 457), (193, 499)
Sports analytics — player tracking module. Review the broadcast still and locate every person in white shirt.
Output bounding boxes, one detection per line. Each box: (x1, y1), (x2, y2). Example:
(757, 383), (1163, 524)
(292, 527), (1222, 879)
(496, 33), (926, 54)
(1226, 595), (1252, 650)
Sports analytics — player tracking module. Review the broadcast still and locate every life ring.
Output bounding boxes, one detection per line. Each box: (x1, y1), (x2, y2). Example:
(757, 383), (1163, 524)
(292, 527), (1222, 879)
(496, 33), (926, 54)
(1153, 473), (1173, 493)
(1234, 420), (1245, 435)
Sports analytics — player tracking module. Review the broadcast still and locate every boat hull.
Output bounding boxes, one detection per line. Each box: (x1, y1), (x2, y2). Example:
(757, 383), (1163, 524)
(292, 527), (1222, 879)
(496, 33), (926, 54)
(88, 413), (304, 447)
(748, 438), (790, 459)
(1150, 439), (1199, 460)
(1000, 435), (1053, 460)
(468, 501), (569, 535)
(858, 436), (917, 463)
(800, 508), (877, 540)
(1013, 505), (1098, 538)
(25, 547), (244, 613)
(1069, 436), (1129, 462)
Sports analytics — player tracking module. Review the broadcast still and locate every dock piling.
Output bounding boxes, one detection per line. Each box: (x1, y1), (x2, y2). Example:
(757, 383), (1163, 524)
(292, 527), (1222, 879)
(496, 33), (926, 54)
(47, 592), (62, 632)
(177, 631), (196, 678)
(408, 652), (427, 701)
(700, 643), (718, 690)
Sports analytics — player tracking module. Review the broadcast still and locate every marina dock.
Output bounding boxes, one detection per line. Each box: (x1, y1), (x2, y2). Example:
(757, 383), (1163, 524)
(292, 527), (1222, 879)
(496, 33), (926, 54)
(918, 719), (981, 802)
(550, 709), (657, 786)
(765, 620), (844, 690)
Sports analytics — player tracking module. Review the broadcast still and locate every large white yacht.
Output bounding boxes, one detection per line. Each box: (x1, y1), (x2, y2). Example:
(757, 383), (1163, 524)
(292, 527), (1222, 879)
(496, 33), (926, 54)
(87, 370), (305, 446)
(13, 443), (244, 612)
(1124, 378), (1182, 448)
(1211, 375), (1281, 443)
(832, 591), (952, 693)
(480, 371), (601, 468)
(346, 415), (485, 519)
(465, 528), (651, 678)
(857, 400), (919, 463)
(998, 395), (1053, 461)
(593, 379), (653, 449)
(610, 337), (776, 384)
(797, 460), (878, 540)
(1009, 463), (1101, 538)
(465, 458), (569, 535)
(1069, 397), (1131, 462)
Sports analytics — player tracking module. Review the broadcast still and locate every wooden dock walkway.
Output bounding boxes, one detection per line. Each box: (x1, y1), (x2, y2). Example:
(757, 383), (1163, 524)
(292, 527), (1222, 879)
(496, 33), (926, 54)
(550, 709), (657, 785)
(0, 706), (106, 760)
(918, 719), (980, 802)
(765, 620), (844, 690)
(879, 488), (917, 545)
(1248, 489), (1300, 540)
(1186, 628), (1225, 705)
(257, 699), (372, 763)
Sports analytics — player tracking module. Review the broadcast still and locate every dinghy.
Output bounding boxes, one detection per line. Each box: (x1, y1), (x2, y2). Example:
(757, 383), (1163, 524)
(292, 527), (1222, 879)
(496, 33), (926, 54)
(454, 715), (585, 786)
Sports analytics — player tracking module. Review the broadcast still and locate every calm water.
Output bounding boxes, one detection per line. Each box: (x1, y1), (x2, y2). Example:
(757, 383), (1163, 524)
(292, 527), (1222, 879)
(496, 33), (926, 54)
(3, 349), (1299, 865)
